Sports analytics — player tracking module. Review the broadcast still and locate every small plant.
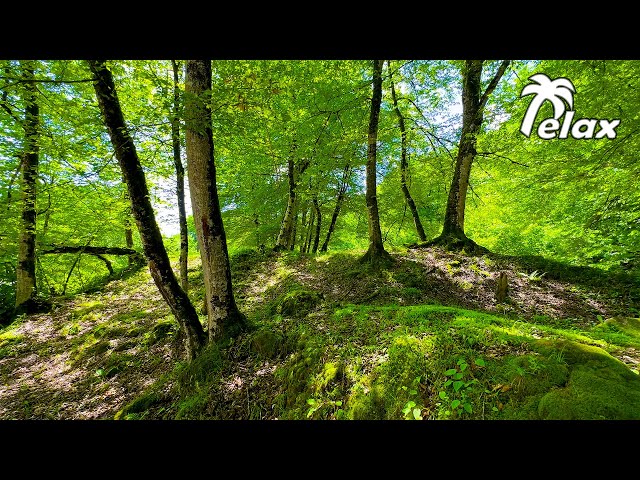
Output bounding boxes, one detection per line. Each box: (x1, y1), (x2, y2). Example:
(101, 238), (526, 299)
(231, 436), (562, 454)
(400, 376), (424, 420)
(306, 397), (344, 419)
(527, 270), (546, 282)
(437, 357), (485, 418)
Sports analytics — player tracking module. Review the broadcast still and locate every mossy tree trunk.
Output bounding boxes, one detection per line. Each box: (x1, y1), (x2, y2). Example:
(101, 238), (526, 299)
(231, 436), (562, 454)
(388, 61), (426, 242)
(184, 59), (246, 342)
(15, 61), (39, 310)
(88, 59), (206, 360)
(430, 59), (510, 252)
(361, 60), (393, 266)
(171, 59), (189, 293)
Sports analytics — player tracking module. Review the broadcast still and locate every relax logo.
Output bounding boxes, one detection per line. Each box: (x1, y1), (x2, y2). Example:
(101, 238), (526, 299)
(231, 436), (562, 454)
(519, 73), (620, 139)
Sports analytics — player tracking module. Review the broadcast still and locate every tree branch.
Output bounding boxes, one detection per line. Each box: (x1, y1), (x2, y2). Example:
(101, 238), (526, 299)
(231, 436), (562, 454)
(477, 60), (511, 115)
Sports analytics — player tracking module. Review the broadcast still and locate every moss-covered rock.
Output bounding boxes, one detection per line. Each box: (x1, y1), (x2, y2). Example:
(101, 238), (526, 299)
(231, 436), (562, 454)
(536, 340), (640, 419)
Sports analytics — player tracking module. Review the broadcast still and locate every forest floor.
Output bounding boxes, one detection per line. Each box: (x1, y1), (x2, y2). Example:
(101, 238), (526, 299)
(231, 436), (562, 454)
(1, 246), (640, 420)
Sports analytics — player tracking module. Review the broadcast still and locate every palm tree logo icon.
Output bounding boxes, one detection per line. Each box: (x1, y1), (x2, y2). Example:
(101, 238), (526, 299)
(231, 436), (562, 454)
(519, 73), (576, 137)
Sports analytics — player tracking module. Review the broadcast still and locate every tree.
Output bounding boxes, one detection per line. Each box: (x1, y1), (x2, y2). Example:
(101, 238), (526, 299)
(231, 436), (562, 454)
(88, 59), (206, 360)
(360, 60), (393, 265)
(184, 59), (246, 341)
(171, 60), (189, 293)
(15, 61), (40, 312)
(388, 60), (427, 242)
(430, 59), (510, 251)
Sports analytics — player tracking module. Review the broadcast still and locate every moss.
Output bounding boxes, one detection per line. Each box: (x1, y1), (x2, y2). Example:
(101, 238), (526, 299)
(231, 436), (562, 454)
(539, 363), (640, 419)
(315, 361), (344, 393)
(535, 340), (640, 419)
(347, 335), (430, 420)
(115, 391), (160, 419)
(175, 392), (209, 420)
(175, 344), (224, 395)
(274, 338), (326, 417)
(250, 328), (283, 359)
(269, 289), (323, 318)
(145, 320), (177, 346)
(73, 300), (104, 317)
(86, 340), (110, 356)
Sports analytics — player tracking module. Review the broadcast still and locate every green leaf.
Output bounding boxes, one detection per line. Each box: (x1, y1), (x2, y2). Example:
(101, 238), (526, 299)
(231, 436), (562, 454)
(492, 406), (499, 412)
(402, 407), (411, 415)
(463, 403), (472, 414)
(334, 400), (342, 407)
(439, 391), (447, 400)
(453, 372), (463, 380)
(409, 389), (417, 396)
(459, 363), (468, 372)
(306, 398), (317, 406)
(412, 408), (423, 420)
(405, 400), (416, 409)
(453, 381), (464, 391)
(451, 399), (461, 409)
(444, 379), (453, 387)
(475, 358), (486, 367)
(445, 368), (457, 376)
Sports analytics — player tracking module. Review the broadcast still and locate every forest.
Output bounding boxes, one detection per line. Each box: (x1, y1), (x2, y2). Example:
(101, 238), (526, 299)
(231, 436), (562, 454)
(0, 59), (639, 420)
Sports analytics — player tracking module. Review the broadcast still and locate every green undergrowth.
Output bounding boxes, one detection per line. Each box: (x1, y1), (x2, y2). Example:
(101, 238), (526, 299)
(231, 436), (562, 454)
(7, 246), (640, 420)
(118, 301), (640, 420)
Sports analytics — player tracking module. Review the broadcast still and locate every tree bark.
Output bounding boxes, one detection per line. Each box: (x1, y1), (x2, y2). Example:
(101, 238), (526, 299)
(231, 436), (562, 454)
(303, 206), (315, 254)
(274, 145), (302, 251)
(320, 164), (350, 252)
(361, 60), (393, 265)
(389, 63), (426, 242)
(184, 59), (246, 342)
(438, 60), (510, 246)
(171, 60), (189, 293)
(88, 60), (205, 360)
(299, 206), (308, 253)
(311, 196), (321, 254)
(15, 61), (39, 309)
(289, 208), (298, 251)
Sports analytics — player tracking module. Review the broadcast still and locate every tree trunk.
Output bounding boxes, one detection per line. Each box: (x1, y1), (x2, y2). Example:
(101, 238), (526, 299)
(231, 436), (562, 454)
(442, 60), (483, 240)
(320, 164), (350, 252)
(361, 60), (393, 265)
(389, 63), (426, 242)
(88, 60), (205, 360)
(122, 175), (135, 266)
(312, 196), (321, 254)
(15, 61), (39, 309)
(289, 208), (298, 251)
(184, 59), (246, 342)
(428, 59), (510, 252)
(299, 206), (308, 253)
(171, 60), (189, 293)
(304, 207), (315, 254)
(274, 149), (297, 251)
